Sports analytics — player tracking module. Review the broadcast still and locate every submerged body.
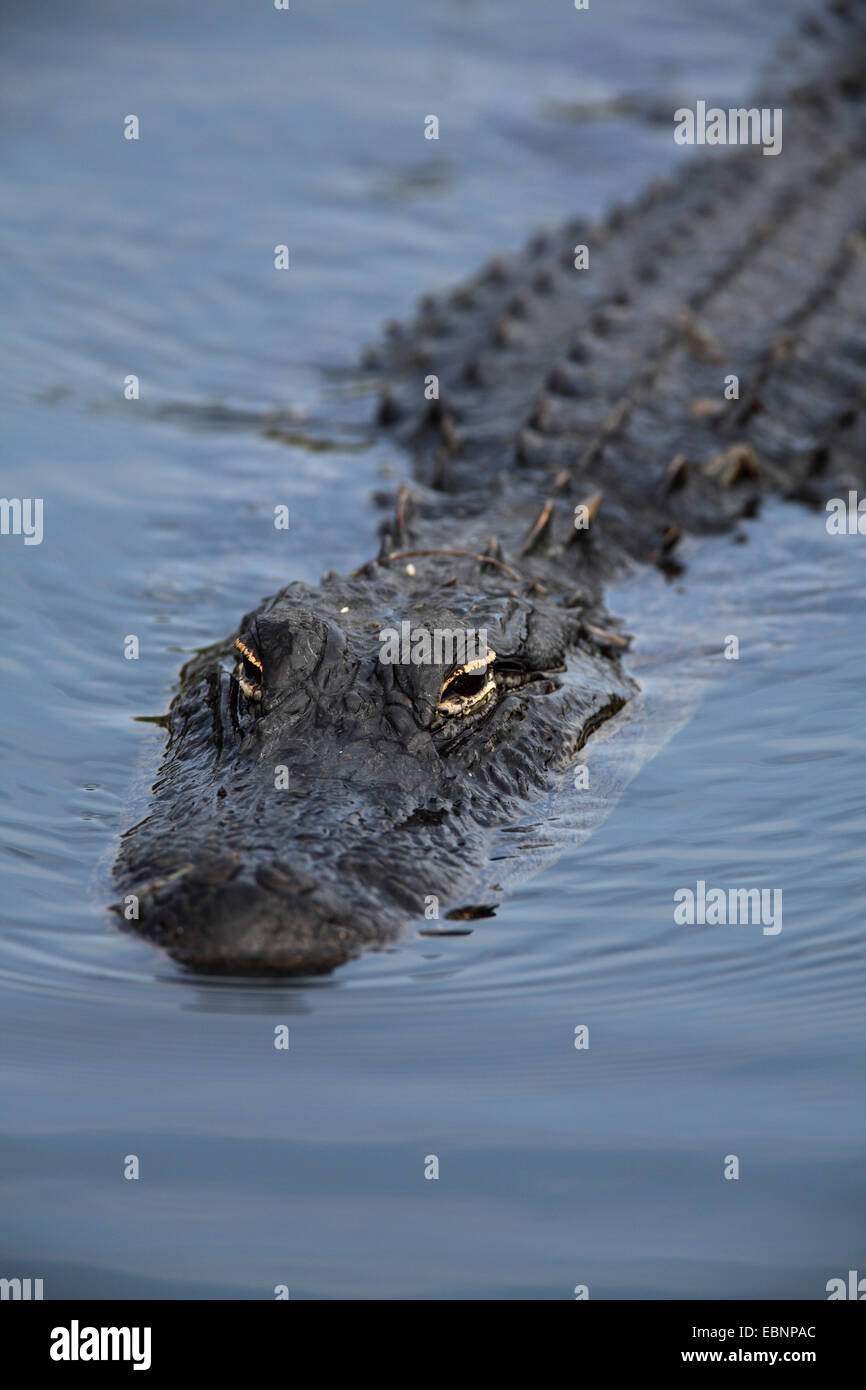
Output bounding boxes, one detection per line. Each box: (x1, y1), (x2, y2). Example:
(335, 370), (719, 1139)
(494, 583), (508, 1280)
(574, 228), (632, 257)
(114, 3), (866, 973)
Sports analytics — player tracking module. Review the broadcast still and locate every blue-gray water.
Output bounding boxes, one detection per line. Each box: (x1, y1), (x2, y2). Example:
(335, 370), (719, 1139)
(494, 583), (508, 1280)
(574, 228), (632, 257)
(2, 0), (863, 1299)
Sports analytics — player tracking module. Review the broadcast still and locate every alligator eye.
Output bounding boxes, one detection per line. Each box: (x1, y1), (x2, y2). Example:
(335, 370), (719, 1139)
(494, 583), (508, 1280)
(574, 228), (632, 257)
(437, 648), (497, 718)
(234, 637), (264, 702)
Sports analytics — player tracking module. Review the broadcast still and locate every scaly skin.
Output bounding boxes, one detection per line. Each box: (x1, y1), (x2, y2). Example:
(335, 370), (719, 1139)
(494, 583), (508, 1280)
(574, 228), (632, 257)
(114, 1), (866, 974)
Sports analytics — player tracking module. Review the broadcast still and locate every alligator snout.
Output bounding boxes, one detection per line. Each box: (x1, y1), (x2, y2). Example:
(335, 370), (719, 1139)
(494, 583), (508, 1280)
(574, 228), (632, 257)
(117, 855), (392, 976)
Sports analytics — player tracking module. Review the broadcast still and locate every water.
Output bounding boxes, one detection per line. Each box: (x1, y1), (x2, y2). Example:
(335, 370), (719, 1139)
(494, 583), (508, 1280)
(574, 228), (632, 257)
(2, 0), (863, 1299)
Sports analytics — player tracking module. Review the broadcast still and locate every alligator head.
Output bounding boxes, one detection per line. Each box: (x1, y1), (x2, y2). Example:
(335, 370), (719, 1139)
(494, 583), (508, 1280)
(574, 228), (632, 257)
(113, 571), (631, 974)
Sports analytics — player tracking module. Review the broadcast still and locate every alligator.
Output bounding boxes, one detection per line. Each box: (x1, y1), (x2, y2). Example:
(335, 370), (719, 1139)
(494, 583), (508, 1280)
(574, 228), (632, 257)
(113, 1), (866, 974)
